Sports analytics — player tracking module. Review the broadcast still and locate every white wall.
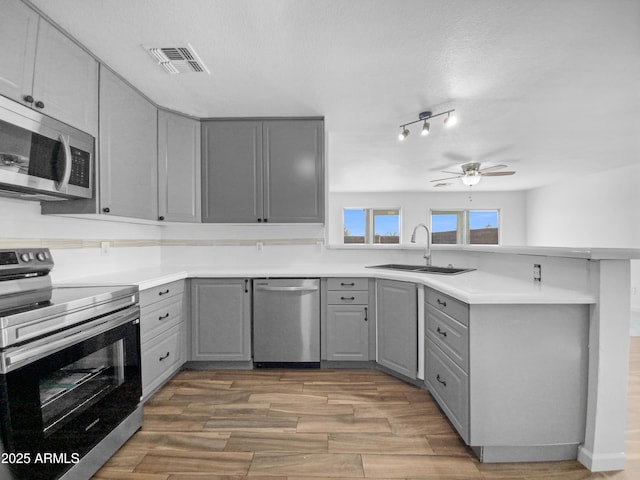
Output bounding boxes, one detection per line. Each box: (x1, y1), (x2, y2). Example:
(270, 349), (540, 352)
(525, 163), (640, 309)
(328, 190), (527, 246)
(0, 196), (163, 281)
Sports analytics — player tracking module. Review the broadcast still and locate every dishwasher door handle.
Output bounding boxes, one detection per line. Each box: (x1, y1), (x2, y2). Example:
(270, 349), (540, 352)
(254, 285), (319, 292)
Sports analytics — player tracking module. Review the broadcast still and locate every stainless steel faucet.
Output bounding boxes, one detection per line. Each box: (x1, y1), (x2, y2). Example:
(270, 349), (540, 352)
(410, 223), (432, 266)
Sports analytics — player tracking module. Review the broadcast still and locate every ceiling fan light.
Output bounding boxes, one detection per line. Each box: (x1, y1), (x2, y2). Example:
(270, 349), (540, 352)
(461, 175), (481, 186)
(444, 112), (457, 128)
(421, 121), (430, 136)
(398, 126), (410, 141)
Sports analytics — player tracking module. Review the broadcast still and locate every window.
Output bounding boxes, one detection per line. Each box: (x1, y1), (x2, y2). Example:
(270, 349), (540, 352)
(431, 209), (499, 245)
(344, 208), (400, 244)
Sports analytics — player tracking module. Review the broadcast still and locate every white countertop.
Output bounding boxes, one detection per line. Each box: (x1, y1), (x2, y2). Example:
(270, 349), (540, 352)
(59, 265), (596, 305)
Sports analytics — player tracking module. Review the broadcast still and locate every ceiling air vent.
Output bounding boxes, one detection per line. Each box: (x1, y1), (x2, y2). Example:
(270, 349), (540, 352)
(144, 44), (210, 74)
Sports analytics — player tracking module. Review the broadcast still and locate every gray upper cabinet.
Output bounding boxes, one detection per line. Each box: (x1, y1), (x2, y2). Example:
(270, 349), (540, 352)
(0, 0), (98, 136)
(201, 121), (263, 223)
(158, 111), (201, 222)
(98, 68), (158, 220)
(376, 279), (417, 379)
(263, 120), (324, 223)
(201, 119), (324, 223)
(191, 279), (252, 362)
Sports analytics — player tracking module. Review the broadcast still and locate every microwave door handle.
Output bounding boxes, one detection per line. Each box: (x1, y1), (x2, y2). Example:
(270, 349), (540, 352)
(56, 133), (72, 192)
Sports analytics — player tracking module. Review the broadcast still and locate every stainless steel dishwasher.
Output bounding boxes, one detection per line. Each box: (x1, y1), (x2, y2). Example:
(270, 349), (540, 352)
(252, 278), (320, 367)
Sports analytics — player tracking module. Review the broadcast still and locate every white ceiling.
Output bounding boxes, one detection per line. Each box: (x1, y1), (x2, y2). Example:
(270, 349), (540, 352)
(29, 0), (640, 192)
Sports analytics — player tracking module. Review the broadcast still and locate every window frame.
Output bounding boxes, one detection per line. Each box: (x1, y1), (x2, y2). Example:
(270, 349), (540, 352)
(343, 207), (402, 245)
(430, 208), (501, 246)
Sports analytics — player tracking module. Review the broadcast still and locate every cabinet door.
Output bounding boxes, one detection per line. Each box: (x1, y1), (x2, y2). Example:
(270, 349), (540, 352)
(99, 68), (158, 220)
(326, 305), (369, 361)
(32, 21), (98, 136)
(191, 279), (251, 361)
(201, 121), (263, 223)
(263, 120), (324, 223)
(376, 279), (417, 379)
(158, 111), (201, 222)
(0, 0), (38, 105)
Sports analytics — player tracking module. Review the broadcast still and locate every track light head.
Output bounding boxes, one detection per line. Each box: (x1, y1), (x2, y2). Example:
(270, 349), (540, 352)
(421, 121), (430, 136)
(444, 111), (457, 128)
(398, 126), (410, 141)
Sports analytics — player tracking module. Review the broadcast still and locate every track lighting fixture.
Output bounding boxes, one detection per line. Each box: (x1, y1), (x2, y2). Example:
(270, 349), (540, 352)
(398, 109), (456, 140)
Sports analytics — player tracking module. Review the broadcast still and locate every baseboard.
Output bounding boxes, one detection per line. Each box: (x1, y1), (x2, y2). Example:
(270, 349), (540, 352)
(474, 443), (578, 463)
(577, 445), (626, 472)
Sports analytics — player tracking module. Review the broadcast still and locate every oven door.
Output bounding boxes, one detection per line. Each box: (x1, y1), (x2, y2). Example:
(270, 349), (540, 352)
(0, 307), (141, 480)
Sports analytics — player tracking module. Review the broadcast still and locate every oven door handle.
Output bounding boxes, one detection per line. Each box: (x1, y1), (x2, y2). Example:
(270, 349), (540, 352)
(1, 309), (138, 373)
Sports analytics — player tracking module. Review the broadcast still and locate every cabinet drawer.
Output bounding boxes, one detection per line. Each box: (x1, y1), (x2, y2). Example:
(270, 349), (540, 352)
(327, 277), (369, 291)
(425, 338), (469, 442)
(142, 324), (182, 397)
(327, 290), (369, 305)
(426, 289), (469, 325)
(140, 296), (183, 343)
(140, 280), (184, 306)
(426, 304), (469, 372)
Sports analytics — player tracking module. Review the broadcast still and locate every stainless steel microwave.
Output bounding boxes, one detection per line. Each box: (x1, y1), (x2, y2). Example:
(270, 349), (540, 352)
(0, 95), (93, 201)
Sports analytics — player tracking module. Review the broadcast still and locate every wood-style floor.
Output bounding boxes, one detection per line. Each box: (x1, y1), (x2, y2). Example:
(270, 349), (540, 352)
(92, 337), (640, 480)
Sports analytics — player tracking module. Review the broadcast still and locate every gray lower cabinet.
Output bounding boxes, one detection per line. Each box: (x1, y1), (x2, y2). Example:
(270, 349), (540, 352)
(158, 110), (201, 222)
(424, 289), (470, 442)
(140, 280), (186, 400)
(376, 279), (417, 379)
(424, 287), (590, 463)
(325, 277), (370, 361)
(201, 119), (324, 223)
(191, 278), (252, 361)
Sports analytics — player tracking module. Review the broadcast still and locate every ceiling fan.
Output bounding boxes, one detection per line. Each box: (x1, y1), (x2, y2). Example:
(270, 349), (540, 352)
(431, 162), (516, 186)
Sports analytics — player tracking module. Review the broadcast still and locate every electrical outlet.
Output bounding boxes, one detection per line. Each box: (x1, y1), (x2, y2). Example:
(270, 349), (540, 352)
(100, 241), (110, 256)
(256, 242), (263, 252)
(533, 264), (542, 282)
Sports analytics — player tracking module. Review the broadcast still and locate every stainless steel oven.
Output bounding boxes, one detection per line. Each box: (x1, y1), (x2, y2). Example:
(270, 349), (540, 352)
(0, 96), (93, 201)
(0, 249), (142, 480)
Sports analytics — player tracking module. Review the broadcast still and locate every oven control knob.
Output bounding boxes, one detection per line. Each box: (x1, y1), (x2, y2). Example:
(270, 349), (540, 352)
(20, 253), (31, 262)
(36, 252), (47, 261)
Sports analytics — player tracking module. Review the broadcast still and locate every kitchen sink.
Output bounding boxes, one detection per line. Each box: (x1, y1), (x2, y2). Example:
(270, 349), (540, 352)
(367, 264), (475, 275)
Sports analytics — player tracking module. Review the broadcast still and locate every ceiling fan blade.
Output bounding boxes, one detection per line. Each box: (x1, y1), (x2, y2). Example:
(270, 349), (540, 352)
(431, 175), (462, 182)
(480, 171), (516, 176)
(441, 170), (462, 175)
(479, 164), (508, 173)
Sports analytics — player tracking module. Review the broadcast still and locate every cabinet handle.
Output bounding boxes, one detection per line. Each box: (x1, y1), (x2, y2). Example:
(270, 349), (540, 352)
(23, 95), (34, 103)
(437, 298), (447, 308)
(34, 100), (45, 109)
(159, 352), (170, 361)
(364, 306), (368, 322)
(102, 207), (110, 213)
(263, 218), (268, 223)
(158, 289), (170, 296)
(340, 282), (355, 287)
(341, 296), (355, 301)
(436, 327), (447, 337)
(158, 216), (165, 221)
(257, 218), (262, 222)
(158, 313), (170, 320)
(436, 374), (447, 387)
(245, 279), (249, 293)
